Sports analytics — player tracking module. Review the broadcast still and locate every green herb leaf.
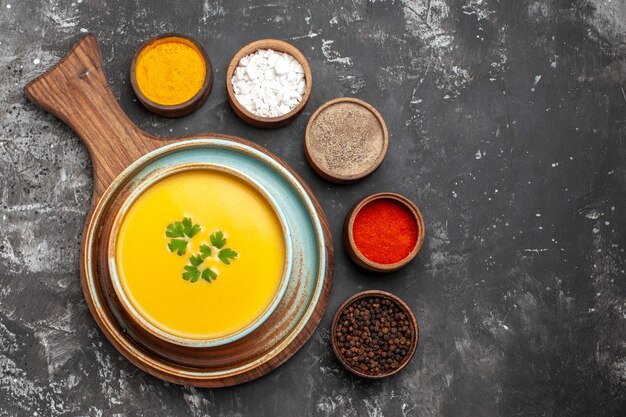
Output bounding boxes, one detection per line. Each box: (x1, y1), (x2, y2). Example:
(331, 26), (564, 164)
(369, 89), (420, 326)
(210, 231), (227, 249)
(201, 267), (217, 282)
(167, 239), (188, 256)
(167, 220), (238, 284)
(182, 217), (201, 238)
(189, 254), (204, 267)
(218, 248), (238, 265)
(199, 244), (212, 259)
(165, 221), (185, 238)
(183, 265), (200, 281)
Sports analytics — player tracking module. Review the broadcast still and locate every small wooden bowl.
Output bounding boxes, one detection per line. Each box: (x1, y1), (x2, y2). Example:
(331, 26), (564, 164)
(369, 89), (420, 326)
(304, 97), (389, 183)
(130, 33), (213, 117)
(344, 192), (425, 272)
(226, 39), (312, 128)
(331, 290), (419, 379)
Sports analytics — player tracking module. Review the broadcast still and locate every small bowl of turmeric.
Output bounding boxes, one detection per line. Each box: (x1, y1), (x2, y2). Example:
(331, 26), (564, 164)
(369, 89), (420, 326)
(131, 33), (213, 117)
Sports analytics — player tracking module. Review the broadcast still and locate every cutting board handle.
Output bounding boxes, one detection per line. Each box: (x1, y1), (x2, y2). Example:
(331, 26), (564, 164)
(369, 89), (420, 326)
(24, 34), (162, 200)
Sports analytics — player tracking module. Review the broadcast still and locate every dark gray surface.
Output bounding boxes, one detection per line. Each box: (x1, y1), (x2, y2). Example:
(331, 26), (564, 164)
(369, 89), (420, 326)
(1, 0), (625, 416)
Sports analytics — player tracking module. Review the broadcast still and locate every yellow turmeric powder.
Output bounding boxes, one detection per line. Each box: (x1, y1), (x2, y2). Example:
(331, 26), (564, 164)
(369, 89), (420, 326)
(135, 37), (206, 106)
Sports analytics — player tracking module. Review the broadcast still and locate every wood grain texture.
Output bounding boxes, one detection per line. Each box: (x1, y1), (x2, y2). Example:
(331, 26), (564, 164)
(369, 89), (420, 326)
(23, 34), (333, 387)
(24, 34), (164, 201)
(82, 137), (334, 386)
(225, 39), (312, 128)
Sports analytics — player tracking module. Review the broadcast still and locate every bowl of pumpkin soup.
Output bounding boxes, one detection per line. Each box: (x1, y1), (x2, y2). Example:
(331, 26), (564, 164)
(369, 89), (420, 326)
(107, 162), (292, 347)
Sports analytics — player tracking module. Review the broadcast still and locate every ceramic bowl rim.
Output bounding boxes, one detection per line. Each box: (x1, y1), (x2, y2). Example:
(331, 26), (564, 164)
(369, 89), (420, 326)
(107, 161), (293, 348)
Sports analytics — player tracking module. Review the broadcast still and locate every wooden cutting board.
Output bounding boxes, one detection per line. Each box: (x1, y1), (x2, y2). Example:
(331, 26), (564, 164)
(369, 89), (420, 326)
(24, 34), (333, 387)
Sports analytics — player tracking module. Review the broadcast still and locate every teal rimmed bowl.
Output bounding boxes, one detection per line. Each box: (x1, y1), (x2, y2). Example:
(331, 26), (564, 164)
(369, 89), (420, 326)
(106, 162), (293, 348)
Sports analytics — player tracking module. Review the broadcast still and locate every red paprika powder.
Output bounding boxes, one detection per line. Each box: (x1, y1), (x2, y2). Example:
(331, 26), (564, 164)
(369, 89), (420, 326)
(352, 198), (418, 264)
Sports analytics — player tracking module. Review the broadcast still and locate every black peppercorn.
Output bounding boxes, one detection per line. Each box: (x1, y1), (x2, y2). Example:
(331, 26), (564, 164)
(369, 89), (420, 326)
(334, 295), (414, 376)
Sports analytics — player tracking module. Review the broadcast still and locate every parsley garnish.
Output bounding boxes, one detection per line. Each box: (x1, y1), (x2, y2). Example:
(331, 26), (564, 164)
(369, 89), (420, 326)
(201, 267), (217, 283)
(218, 248), (238, 265)
(165, 222), (185, 238)
(183, 265), (201, 282)
(210, 231), (227, 249)
(167, 239), (188, 256)
(165, 217), (201, 256)
(182, 251), (220, 284)
(165, 220), (238, 284)
(199, 244), (212, 258)
(182, 217), (201, 238)
(189, 254), (204, 267)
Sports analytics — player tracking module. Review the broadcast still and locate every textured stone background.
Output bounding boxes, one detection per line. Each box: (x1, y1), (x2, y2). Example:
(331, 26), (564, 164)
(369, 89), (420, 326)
(1, 0), (625, 416)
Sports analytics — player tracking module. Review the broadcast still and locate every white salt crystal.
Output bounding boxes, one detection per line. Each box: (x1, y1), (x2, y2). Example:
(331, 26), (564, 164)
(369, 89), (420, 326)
(245, 65), (260, 80)
(287, 71), (298, 82)
(274, 57), (290, 75)
(239, 82), (251, 95)
(296, 80), (305, 95)
(292, 60), (304, 73)
(267, 53), (278, 68)
(231, 48), (306, 118)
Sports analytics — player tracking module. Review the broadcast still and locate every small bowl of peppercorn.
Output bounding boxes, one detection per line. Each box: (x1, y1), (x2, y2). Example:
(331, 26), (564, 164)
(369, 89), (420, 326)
(331, 290), (419, 379)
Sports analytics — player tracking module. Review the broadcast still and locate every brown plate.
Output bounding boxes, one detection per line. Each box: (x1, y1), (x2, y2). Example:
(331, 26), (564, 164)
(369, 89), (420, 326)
(226, 39), (312, 128)
(331, 290), (419, 378)
(130, 33), (213, 117)
(343, 192), (425, 272)
(24, 34), (333, 387)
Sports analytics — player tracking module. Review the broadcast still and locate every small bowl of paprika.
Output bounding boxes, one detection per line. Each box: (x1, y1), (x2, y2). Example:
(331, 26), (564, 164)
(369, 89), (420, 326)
(344, 192), (425, 272)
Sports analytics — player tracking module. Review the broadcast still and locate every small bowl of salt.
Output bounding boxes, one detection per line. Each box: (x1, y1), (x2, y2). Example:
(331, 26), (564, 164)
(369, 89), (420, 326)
(226, 39), (312, 128)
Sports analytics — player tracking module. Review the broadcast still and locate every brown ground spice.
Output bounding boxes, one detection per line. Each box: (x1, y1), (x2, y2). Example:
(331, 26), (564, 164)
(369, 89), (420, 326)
(334, 296), (414, 376)
(307, 102), (385, 178)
